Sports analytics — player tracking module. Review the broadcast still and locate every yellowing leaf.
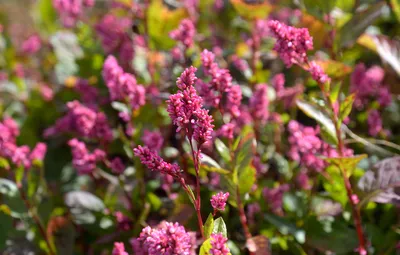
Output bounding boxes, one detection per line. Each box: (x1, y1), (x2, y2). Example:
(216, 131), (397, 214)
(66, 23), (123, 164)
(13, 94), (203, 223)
(313, 60), (353, 78)
(300, 13), (328, 50)
(357, 33), (377, 52)
(230, 0), (273, 20)
(147, 0), (188, 50)
(325, 154), (368, 177)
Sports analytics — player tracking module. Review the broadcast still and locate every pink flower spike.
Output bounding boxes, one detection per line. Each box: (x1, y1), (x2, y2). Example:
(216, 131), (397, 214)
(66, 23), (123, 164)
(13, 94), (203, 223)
(268, 20), (313, 67)
(309, 61), (330, 84)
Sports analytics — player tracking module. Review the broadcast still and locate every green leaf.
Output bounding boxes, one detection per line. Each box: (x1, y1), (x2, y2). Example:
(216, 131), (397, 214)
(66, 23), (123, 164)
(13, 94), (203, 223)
(147, 0), (188, 50)
(302, 0), (336, 20)
(215, 139), (231, 163)
(338, 2), (385, 48)
(146, 192), (162, 211)
(201, 165), (230, 175)
(325, 154), (367, 178)
(338, 94), (355, 124)
(203, 213), (214, 239)
(329, 82), (341, 104)
(234, 138), (254, 177)
(186, 185), (196, 206)
(390, 0), (400, 23)
(213, 217), (228, 238)
(34, 0), (57, 33)
(238, 166), (256, 197)
(304, 216), (358, 253)
(264, 213), (305, 244)
(296, 100), (337, 144)
(230, 0), (273, 20)
(323, 165), (348, 207)
(199, 238), (212, 255)
(220, 175), (238, 207)
(0, 210), (12, 249)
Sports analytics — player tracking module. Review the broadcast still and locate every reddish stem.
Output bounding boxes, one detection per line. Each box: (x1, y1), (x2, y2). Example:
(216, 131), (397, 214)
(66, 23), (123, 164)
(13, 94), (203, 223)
(317, 78), (367, 254)
(17, 182), (55, 255)
(188, 139), (205, 239)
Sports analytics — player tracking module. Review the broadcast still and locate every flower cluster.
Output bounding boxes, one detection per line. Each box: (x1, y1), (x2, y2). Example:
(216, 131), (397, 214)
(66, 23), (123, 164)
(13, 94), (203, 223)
(263, 184), (290, 215)
(167, 66), (214, 147)
(210, 233), (230, 255)
(350, 64), (391, 109)
(0, 118), (47, 169)
(53, 0), (95, 28)
(133, 222), (192, 255)
(268, 20), (313, 67)
(367, 109), (383, 136)
(210, 192), (230, 211)
(249, 84), (269, 123)
(102, 55), (146, 110)
(272, 73), (304, 109)
(134, 145), (182, 179)
(112, 242), (128, 255)
(142, 130), (164, 152)
(308, 61), (330, 84)
(198, 50), (242, 118)
(170, 19), (196, 48)
(288, 120), (353, 172)
(68, 138), (105, 175)
(44, 101), (113, 143)
(21, 34), (41, 54)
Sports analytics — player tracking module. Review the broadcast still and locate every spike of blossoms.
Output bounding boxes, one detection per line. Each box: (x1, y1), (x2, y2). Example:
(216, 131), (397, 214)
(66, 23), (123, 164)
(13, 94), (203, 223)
(112, 242), (128, 255)
(53, 0), (95, 28)
(268, 20), (313, 67)
(134, 222), (192, 255)
(169, 18), (196, 48)
(199, 50), (242, 118)
(308, 61), (330, 84)
(249, 84), (269, 123)
(210, 233), (230, 255)
(167, 66), (214, 147)
(133, 145), (182, 179)
(68, 138), (105, 175)
(210, 192), (230, 211)
(102, 55), (146, 110)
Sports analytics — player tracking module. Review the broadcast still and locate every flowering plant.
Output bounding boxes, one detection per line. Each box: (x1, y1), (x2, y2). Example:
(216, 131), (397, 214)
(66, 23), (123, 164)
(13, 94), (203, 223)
(0, 0), (400, 254)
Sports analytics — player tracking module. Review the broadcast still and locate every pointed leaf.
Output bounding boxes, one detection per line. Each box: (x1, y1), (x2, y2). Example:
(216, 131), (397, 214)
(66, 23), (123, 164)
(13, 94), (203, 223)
(213, 217), (228, 238)
(338, 94), (355, 124)
(203, 213), (214, 239)
(338, 2), (385, 48)
(296, 100), (337, 144)
(215, 139), (231, 163)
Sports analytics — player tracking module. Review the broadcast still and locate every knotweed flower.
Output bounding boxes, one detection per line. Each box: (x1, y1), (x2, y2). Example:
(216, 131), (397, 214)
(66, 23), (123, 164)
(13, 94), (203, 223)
(21, 35), (41, 54)
(167, 67), (214, 147)
(170, 19), (196, 48)
(110, 157), (125, 175)
(68, 139), (105, 175)
(143, 130), (164, 152)
(308, 61), (330, 84)
(102, 55), (146, 110)
(249, 84), (269, 123)
(134, 145), (182, 179)
(135, 222), (192, 255)
(210, 192), (230, 211)
(112, 242), (128, 255)
(263, 184), (290, 215)
(350, 64), (391, 109)
(268, 20), (313, 67)
(210, 233), (230, 255)
(30, 142), (47, 162)
(367, 110), (383, 136)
